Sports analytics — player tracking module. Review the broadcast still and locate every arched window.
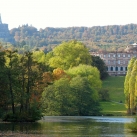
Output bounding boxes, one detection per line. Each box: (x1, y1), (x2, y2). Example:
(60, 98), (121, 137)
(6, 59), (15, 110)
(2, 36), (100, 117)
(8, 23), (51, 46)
(111, 67), (113, 71)
(115, 67), (118, 71)
(120, 67), (123, 71)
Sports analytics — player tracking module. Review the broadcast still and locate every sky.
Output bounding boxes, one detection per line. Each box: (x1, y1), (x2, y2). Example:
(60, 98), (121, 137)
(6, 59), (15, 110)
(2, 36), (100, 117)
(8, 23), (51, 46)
(0, 0), (137, 30)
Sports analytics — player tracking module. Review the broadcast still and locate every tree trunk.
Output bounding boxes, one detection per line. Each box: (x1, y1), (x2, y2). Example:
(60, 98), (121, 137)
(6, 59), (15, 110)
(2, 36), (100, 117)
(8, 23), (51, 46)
(8, 73), (15, 114)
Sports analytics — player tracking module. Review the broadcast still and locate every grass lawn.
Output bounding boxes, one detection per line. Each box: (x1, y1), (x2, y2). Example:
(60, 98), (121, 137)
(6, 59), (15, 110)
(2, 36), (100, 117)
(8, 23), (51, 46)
(100, 101), (127, 116)
(102, 76), (125, 102)
(100, 76), (127, 116)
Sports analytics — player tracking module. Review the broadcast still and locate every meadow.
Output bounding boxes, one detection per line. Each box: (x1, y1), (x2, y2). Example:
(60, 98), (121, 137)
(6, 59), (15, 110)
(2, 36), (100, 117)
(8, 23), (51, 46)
(100, 76), (127, 116)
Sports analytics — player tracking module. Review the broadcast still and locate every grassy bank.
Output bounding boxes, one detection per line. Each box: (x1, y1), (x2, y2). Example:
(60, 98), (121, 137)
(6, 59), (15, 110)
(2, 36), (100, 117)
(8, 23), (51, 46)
(100, 76), (127, 116)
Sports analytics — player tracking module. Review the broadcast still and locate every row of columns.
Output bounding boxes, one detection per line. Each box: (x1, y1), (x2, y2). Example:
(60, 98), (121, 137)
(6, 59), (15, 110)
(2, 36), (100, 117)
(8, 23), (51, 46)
(107, 66), (127, 71)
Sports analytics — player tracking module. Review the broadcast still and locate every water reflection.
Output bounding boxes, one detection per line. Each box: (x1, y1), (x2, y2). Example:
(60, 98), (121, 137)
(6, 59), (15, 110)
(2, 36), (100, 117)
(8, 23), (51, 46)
(0, 116), (137, 137)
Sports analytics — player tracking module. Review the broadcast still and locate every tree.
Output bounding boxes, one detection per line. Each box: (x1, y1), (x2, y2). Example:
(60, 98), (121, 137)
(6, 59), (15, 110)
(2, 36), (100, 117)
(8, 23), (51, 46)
(67, 64), (102, 115)
(2, 50), (46, 121)
(66, 64), (102, 89)
(98, 88), (109, 101)
(128, 59), (137, 114)
(19, 51), (44, 115)
(48, 40), (91, 70)
(70, 76), (101, 115)
(91, 55), (108, 79)
(0, 47), (8, 114)
(42, 64), (102, 116)
(124, 57), (136, 114)
(42, 78), (71, 115)
(4, 50), (19, 115)
(53, 68), (68, 80)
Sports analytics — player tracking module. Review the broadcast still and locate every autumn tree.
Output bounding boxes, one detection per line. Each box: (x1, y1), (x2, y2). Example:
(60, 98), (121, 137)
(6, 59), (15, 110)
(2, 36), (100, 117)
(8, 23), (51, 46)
(1, 50), (48, 121)
(42, 64), (102, 116)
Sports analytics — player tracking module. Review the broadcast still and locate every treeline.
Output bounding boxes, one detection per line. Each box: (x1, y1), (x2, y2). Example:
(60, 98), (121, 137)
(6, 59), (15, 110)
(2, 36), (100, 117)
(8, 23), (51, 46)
(0, 40), (108, 122)
(8, 24), (137, 51)
(0, 49), (49, 122)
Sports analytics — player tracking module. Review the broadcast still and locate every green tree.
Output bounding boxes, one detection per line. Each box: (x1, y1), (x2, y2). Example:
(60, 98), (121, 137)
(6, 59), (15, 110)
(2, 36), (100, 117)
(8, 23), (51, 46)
(32, 50), (46, 63)
(124, 57), (136, 114)
(70, 76), (101, 115)
(128, 60), (137, 114)
(48, 40), (91, 70)
(91, 55), (108, 79)
(2, 50), (45, 121)
(66, 64), (102, 89)
(5, 50), (19, 114)
(42, 78), (72, 115)
(42, 64), (102, 116)
(98, 88), (109, 101)
(0, 48), (8, 115)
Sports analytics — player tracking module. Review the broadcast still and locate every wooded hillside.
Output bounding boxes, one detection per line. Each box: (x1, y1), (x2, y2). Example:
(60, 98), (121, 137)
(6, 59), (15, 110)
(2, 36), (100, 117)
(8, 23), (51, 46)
(9, 24), (137, 51)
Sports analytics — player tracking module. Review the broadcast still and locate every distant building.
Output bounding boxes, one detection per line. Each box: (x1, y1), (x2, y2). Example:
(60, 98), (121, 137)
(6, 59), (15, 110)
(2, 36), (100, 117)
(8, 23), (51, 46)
(90, 43), (137, 76)
(0, 14), (14, 43)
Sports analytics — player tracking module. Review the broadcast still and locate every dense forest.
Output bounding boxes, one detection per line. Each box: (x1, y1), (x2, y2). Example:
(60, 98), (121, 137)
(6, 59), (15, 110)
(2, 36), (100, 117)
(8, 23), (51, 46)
(6, 23), (137, 52)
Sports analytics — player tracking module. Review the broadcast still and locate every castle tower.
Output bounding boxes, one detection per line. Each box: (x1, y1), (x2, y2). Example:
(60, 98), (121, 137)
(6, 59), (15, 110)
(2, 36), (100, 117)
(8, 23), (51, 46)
(0, 14), (2, 24)
(0, 14), (14, 43)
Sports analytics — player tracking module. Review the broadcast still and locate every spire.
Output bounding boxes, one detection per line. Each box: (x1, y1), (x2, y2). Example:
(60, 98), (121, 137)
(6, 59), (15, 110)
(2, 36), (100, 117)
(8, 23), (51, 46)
(0, 14), (2, 24)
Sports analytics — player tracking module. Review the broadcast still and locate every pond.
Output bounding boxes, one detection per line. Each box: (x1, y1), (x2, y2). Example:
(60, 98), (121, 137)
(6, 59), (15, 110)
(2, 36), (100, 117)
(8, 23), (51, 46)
(0, 116), (137, 137)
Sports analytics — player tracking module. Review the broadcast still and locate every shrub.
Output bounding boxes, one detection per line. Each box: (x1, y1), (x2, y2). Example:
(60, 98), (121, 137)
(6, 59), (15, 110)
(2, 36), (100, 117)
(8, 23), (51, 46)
(99, 88), (110, 101)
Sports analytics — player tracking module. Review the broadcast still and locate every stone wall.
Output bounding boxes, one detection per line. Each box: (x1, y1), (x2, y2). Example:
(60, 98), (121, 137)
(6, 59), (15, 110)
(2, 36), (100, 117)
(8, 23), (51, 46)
(90, 50), (136, 76)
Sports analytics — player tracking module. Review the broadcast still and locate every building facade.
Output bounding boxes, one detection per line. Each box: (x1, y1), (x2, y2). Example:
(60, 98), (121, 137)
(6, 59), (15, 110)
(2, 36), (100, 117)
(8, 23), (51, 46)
(90, 43), (137, 76)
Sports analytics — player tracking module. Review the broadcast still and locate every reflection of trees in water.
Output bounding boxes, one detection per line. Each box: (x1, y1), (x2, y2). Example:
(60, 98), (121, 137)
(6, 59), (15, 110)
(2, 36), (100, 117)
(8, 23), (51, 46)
(0, 122), (42, 134)
(0, 117), (133, 136)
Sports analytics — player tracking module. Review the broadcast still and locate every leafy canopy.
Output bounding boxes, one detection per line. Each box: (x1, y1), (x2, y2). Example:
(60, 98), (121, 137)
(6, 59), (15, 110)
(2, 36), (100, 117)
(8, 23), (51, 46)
(48, 40), (91, 70)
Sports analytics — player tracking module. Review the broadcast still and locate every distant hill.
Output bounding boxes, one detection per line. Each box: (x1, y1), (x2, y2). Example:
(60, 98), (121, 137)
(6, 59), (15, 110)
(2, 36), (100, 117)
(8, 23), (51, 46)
(8, 24), (137, 51)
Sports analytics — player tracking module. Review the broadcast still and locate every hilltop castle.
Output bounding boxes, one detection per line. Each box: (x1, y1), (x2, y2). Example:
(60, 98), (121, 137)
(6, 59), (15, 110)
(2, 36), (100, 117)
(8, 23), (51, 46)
(0, 14), (14, 43)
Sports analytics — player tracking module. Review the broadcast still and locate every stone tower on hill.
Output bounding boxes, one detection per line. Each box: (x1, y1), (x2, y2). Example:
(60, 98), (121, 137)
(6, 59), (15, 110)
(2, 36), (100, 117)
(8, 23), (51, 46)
(0, 14), (14, 43)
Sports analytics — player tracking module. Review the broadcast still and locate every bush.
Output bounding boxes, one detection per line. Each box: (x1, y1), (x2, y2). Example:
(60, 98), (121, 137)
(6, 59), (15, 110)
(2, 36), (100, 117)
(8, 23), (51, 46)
(2, 106), (43, 122)
(99, 88), (110, 101)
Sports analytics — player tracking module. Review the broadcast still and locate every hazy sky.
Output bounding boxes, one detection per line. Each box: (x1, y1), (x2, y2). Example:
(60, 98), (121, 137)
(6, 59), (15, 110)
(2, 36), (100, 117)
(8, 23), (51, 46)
(0, 0), (137, 30)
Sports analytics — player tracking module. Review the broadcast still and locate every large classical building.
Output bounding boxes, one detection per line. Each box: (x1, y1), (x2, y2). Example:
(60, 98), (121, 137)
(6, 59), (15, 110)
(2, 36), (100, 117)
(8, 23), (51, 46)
(90, 43), (137, 76)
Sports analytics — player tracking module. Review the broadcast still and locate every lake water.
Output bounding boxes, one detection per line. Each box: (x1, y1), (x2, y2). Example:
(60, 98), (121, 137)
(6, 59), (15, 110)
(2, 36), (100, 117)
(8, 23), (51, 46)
(0, 116), (137, 137)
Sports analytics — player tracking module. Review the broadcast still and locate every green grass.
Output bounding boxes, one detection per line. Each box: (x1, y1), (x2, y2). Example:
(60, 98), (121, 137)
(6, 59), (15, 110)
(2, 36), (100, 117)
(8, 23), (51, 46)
(102, 76), (125, 102)
(100, 101), (126, 116)
(100, 76), (127, 116)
